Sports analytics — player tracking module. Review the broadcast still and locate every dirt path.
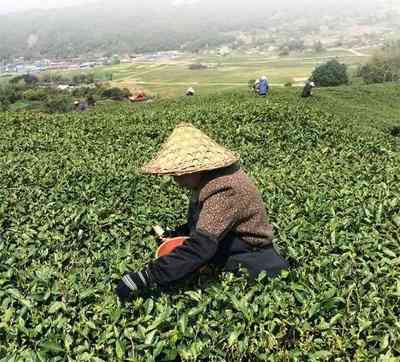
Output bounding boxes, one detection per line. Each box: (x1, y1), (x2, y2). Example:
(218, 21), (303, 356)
(329, 47), (369, 57)
(348, 49), (368, 57)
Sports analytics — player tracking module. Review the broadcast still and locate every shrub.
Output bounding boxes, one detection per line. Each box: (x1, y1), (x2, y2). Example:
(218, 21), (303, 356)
(248, 79), (256, 92)
(390, 126), (400, 137)
(279, 47), (290, 57)
(101, 87), (132, 100)
(72, 73), (95, 85)
(71, 86), (98, 98)
(188, 63), (208, 70)
(0, 99), (9, 111)
(311, 59), (349, 87)
(44, 95), (74, 113)
(358, 45), (400, 84)
(313, 40), (324, 53)
(23, 73), (39, 85)
(0, 84), (23, 108)
(23, 88), (49, 101)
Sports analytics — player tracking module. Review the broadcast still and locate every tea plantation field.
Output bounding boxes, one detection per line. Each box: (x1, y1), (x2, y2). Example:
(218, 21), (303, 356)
(1, 86), (400, 361)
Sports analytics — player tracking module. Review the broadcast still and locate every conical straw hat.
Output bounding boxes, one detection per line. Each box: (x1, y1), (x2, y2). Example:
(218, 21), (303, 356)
(142, 123), (240, 176)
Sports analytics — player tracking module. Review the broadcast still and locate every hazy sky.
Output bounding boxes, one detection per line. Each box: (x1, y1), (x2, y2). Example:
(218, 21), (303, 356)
(0, 0), (200, 14)
(0, 0), (386, 15)
(0, 0), (96, 14)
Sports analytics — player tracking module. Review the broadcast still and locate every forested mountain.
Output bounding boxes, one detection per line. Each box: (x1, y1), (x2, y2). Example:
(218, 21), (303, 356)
(0, 0), (397, 59)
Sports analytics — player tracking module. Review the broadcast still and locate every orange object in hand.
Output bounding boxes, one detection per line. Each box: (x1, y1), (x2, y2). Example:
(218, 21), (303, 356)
(156, 237), (188, 258)
(155, 236), (209, 273)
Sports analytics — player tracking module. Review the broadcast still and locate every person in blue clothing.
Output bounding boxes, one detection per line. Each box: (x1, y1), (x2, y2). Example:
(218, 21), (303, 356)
(258, 76), (269, 96)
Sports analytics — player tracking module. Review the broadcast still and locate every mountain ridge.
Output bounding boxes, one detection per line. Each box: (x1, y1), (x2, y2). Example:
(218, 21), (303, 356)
(0, 0), (396, 60)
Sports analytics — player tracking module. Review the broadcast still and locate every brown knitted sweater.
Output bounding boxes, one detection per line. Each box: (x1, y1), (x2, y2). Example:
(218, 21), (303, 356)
(187, 164), (273, 247)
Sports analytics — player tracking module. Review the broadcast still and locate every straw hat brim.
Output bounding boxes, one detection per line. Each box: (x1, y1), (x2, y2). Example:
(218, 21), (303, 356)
(141, 123), (240, 176)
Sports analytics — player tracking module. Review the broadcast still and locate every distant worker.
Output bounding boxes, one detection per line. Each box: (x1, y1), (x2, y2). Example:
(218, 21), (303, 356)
(78, 100), (88, 112)
(186, 87), (195, 96)
(258, 76), (269, 96)
(135, 91), (147, 102)
(129, 91), (147, 103)
(302, 80), (315, 98)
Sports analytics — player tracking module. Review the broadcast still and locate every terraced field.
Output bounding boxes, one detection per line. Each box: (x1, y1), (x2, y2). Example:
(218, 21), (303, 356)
(92, 50), (371, 97)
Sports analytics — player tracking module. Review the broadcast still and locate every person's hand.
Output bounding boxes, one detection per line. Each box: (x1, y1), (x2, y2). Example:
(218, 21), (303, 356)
(163, 224), (190, 239)
(115, 278), (134, 301)
(115, 271), (153, 301)
(153, 225), (165, 238)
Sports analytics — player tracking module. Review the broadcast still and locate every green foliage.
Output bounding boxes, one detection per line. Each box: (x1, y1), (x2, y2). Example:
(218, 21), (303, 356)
(23, 74), (39, 85)
(0, 84), (23, 110)
(0, 90), (399, 360)
(39, 72), (70, 85)
(358, 43), (400, 84)
(9, 74), (39, 86)
(71, 86), (98, 98)
(72, 73), (95, 85)
(390, 126), (400, 138)
(23, 88), (49, 101)
(311, 59), (349, 87)
(0, 78), (134, 112)
(279, 47), (290, 57)
(101, 87), (132, 101)
(44, 94), (74, 113)
(188, 63), (208, 70)
(111, 57), (121, 66)
(248, 79), (256, 92)
(38, 72), (95, 86)
(281, 39), (305, 52)
(266, 84), (400, 133)
(313, 40), (324, 53)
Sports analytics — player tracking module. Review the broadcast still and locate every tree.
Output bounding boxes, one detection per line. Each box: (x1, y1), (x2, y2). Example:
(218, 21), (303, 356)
(111, 56), (121, 65)
(311, 59), (349, 87)
(23, 88), (49, 101)
(23, 73), (39, 85)
(279, 47), (290, 57)
(101, 87), (131, 101)
(188, 63), (208, 70)
(0, 84), (23, 109)
(287, 39), (305, 52)
(358, 44), (400, 84)
(44, 95), (74, 113)
(313, 40), (324, 53)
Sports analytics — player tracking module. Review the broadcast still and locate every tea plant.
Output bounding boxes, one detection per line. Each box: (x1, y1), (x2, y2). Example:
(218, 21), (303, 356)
(0, 90), (399, 361)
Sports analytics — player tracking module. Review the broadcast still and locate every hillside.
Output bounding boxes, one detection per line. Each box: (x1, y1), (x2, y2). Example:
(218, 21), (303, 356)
(0, 0), (397, 59)
(267, 83), (400, 132)
(1, 84), (399, 359)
